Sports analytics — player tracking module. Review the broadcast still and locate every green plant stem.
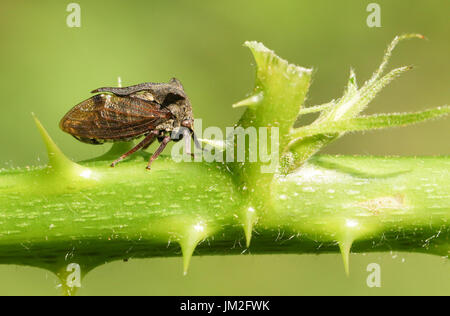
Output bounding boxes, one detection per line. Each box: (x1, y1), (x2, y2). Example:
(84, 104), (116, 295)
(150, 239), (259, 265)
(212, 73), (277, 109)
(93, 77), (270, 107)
(0, 155), (448, 280)
(1, 36), (448, 296)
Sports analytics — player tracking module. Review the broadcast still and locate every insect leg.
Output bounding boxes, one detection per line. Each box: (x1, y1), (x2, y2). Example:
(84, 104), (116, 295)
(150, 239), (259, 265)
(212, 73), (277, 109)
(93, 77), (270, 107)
(110, 131), (158, 167)
(142, 136), (157, 150)
(183, 128), (192, 156)
(146, 135), (171, 170)
(192, 132), (204, 151)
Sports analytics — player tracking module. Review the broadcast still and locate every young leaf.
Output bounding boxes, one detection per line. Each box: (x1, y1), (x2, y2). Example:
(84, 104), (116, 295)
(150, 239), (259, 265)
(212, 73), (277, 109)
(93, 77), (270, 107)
(286, 35), (425, 173)
(290, 106), (450, 140)
(328, 66), (412, 121)
(299, 101), (336, 115)
(369, 33), (424, 85)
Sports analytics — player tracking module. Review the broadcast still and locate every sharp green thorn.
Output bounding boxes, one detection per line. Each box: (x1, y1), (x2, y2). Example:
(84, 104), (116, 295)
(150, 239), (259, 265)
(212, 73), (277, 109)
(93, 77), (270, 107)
(243, 206), (258, 248)
(232, 91), (264, 108)
(338, 238), (354, 277)
(56, 265), (83, 297)
(179, 223), (210, 275)
(59, 280), (79, 297)
(180, 240), (198, 275)
(244, 223), (253, 248)
(181, 243), (195, 275)
(32, 113), (76, 171)
(32, 114), (97, 185)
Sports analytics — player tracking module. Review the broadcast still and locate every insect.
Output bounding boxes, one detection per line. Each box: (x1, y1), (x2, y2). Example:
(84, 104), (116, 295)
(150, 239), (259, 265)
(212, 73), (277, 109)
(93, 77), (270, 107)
(60, 78), (200, 170)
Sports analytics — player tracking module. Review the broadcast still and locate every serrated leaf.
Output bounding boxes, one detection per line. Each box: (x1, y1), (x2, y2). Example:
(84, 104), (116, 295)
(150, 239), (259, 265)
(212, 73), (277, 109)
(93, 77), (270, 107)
(291, 106), (450, 140)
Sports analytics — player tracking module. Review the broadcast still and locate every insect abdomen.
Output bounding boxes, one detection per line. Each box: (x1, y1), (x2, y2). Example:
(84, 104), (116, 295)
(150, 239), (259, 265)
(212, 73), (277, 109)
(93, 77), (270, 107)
(72, 135), (139, 145)
(60, 94), (173, 142)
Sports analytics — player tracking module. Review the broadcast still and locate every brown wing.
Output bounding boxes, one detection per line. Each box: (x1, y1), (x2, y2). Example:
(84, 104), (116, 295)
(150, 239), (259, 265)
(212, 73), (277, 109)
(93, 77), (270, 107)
(60, 94), (173, 141)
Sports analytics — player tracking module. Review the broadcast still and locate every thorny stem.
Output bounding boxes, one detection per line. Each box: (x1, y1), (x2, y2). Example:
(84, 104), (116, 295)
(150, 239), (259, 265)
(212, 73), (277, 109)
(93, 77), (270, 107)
(0, 154), (448, 281)
(0, 35), (448, 295)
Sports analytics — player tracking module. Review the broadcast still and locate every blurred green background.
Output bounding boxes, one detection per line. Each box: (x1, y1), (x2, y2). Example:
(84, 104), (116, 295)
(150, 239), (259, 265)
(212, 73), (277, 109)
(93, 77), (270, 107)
(0, 0), (448, 295)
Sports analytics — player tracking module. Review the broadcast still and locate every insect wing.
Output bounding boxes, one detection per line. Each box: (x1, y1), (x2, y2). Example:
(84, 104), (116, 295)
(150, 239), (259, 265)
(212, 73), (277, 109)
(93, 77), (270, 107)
(60, 94), (173, 140)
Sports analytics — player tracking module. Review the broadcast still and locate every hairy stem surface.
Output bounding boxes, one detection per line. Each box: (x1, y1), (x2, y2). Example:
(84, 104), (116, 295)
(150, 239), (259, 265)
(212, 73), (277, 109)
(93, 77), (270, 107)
(0, 154), (448, 281)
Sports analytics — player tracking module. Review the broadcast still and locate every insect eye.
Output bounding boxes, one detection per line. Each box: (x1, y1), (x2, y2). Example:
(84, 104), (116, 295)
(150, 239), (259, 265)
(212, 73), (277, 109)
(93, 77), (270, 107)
(181, 120), (193, 129)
